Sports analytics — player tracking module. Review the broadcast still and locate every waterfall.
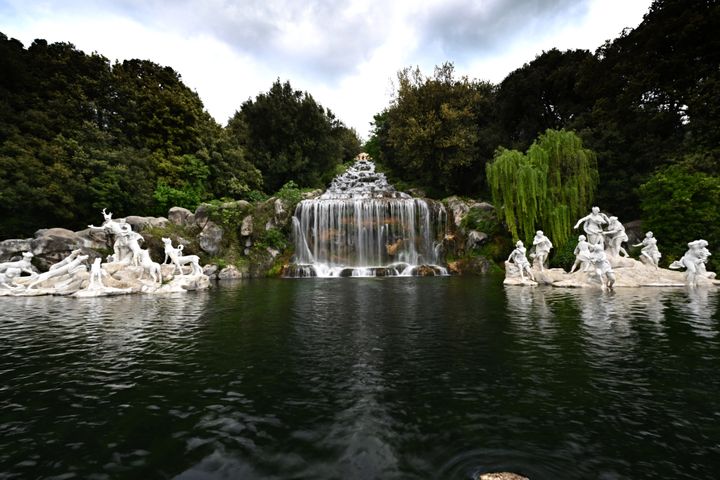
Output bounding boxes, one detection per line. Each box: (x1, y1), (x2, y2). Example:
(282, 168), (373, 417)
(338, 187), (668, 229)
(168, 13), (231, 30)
(286, 156), (448, 277)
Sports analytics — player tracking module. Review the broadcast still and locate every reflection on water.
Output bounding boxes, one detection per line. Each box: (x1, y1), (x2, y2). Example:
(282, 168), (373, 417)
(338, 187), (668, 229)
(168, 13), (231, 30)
(1, 279), (720, 480)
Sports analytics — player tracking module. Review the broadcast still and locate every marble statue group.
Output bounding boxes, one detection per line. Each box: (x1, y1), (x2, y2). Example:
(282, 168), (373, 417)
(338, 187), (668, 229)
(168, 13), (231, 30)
(0, 209), (209, 297)
(505, 206), (717, 289)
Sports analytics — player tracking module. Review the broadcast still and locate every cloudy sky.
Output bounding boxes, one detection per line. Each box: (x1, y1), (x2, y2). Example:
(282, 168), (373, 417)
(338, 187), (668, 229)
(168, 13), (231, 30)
(1, 0), (652, 138)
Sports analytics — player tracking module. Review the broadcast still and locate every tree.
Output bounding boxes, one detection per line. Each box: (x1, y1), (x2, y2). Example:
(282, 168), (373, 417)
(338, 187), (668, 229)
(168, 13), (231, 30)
(487, 129), (598, 249)
(370, 63), (499, 197)
(230, 79), (360, 193)
(574, 0), (720, 219)
(0, 34), (221, 236)
(640, 156), (720, 271)
(495, 48), (596, 151)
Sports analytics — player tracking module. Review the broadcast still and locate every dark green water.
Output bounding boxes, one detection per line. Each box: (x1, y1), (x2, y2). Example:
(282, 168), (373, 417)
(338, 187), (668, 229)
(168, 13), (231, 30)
(1, 277), (720, 479)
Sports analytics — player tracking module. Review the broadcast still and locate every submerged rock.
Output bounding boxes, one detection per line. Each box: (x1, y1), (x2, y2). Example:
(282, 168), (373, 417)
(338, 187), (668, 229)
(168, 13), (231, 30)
(476, 473), (529, 480)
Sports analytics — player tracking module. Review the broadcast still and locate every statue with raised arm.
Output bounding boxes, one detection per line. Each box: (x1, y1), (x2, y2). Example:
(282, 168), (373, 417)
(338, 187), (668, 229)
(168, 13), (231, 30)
(633, 231), (661, 268)
(507, 240), (535, 282)
(574, 206), (609, 245)
(88, 208), (141, 263)
(569, 234), (592, 273)
(603, 216), (630, 258)
(88, 208), (131, 236)
(530, 230), (552, 271)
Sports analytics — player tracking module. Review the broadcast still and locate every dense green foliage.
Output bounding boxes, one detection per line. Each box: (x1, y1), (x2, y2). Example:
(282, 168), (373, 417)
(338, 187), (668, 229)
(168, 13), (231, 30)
(487, 129), (598, 249)
(0, 35), (359, 239)
(227, 80), (360, 193)
(370, 63), (498, 197)
(640, 158), (720, 271)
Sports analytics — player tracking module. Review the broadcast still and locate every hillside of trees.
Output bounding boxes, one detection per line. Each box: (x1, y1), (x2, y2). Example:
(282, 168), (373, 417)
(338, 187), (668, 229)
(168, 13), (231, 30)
(1, 0), (718, 267)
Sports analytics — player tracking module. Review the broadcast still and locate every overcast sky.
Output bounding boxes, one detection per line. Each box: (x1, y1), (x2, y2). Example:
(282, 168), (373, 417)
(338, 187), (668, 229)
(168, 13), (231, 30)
(1, 0), (652, 138)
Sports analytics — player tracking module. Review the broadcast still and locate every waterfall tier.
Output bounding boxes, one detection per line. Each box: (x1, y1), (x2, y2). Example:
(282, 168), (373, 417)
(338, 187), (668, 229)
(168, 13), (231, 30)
(287, 157), (448, 278)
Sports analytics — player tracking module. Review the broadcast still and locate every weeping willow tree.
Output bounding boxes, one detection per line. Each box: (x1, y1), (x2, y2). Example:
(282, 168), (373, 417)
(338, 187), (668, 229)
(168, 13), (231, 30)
(486, 129), (598, 249)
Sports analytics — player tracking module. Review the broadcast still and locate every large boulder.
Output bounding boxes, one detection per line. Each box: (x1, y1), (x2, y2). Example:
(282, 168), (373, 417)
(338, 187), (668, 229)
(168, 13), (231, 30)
(168, 207), (192, 226)
(122, 216), (169, 232)
(0, 238), (33, 261)
(31, 228), (87, 270)
(444, 196), (471, 227)
(198, 221), (223, 255)
(74, 228), (110, 250)
(193, 204), (211, 229)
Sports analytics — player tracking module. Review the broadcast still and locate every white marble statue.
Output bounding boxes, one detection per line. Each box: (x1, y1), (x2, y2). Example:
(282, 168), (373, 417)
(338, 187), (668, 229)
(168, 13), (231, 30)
(530, 230), (553, 271)
(88, 257), (105, 289)
(27, 254), (89, 289)
(633, 231), (661, 268)
(588, 243), (615, 289)
(49, 249), (82, 271)
(0, 252), (36, 277)
(670, 239), (714, 287)
(0, 207), (211, 297)
(603, 216), (630, 258)
(507, 240), (535, 282)
(72, 257), (133, 297)
(138, 250), (162, 283)
(126, 231), (145, 266)
(569, 234), (592, 273)
(88, 208), (144, 264)
(574, 206), (609, 245)
(0, 267), (24, 290)
(162, 237), (202, 276)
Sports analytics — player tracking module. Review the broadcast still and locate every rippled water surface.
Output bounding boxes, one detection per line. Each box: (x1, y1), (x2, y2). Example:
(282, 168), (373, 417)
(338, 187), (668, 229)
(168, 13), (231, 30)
(1, 277), (720, 479)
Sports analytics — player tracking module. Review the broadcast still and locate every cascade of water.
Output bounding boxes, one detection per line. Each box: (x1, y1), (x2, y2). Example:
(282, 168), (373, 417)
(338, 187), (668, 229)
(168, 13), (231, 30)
(286, 156), (448, 278)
